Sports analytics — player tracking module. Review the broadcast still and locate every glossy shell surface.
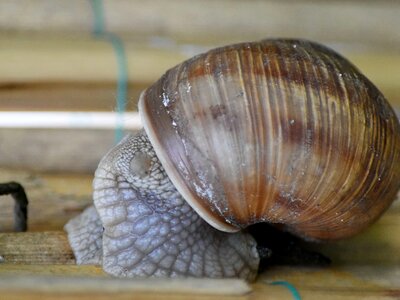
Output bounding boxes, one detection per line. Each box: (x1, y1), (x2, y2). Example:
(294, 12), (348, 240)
(139, 39), (400, 240)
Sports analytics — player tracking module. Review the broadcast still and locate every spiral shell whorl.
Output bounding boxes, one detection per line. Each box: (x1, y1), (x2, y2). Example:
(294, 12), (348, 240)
(140, 39), (400, 241)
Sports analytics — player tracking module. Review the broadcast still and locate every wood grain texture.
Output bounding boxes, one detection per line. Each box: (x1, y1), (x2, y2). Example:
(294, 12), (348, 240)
(0, 37), (399, 174)
(0, 275), (251, 296)
(0, 169), (399, 299)
(0, 262), (398, 299)
(0, 129), (119, 173)
(0, 35), (399, 112)
(0, 232), (74, 264)
(0, 168), (92, 230)
(0, 82), (147, 112)
(0, 34), (187, 84)
(0, 0), (399, 51)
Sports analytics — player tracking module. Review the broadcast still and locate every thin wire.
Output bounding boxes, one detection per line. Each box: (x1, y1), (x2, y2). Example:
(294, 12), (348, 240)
(270, 281), (301, 300)
(90, 0), (128, 143)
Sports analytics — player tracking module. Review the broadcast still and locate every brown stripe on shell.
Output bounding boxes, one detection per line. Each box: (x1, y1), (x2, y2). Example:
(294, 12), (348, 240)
(140, 39), (400, 240)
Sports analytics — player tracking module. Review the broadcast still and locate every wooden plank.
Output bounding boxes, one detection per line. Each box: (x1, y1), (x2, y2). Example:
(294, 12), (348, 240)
(0, 259), (398, 299)
(256, 267), (400, 299)
(0, 168), (399, 299)
(0, 264), (105, 277)
(0, 82), (148, 112)
(1, 168), (399, 259)
(0, 229), (399, 279)
(0, 230), (398, 286)
(0, 168), (93, 230)
(0, 35), (399, 112)
(0, 0), (399, 51)
(0, 276), (251, 296)
(0, 265), (398, 300)
(0, 205), (398, 299)
(1, 200), (398, 266)
(0, 232), (74, 264)
(0, 34), (187, 84)
(0, 128), (119, 173)
(1, 34), (399, 173)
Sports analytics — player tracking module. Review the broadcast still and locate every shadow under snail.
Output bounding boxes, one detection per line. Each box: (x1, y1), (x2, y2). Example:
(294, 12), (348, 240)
(65, 39), (400, 281)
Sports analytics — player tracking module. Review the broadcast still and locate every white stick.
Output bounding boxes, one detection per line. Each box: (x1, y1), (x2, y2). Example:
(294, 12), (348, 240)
(0, 111), (142, 130)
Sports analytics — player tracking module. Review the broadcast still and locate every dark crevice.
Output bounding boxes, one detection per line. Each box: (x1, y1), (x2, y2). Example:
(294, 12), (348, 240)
(248, 223), (331, 273)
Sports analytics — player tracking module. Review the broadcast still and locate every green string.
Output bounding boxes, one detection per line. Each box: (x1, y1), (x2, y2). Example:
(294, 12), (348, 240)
(270, 281), (301, 300)
(90, 0), (105, 35)
(90, 0), (128, 143)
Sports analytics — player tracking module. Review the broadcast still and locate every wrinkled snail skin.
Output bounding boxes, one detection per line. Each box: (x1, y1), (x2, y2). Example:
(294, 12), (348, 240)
(66, 131), (259, 280)
(64, 205), (103, 264)
(65, 39), (400, 280)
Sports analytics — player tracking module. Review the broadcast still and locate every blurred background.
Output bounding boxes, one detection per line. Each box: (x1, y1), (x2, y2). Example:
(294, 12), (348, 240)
(0, 2), (399, 292)
(0, 0), (399, 173)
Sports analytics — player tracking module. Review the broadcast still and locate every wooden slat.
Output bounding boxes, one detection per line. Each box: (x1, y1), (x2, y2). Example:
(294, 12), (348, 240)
(1, 34), (399, 173)
(0, 34), (188, 84)
(0, 168), (93, 229)
(0, 82), (147, 112)
(0, 232), (74, 264)
(0, 169), (399, 299)
(0, 264), (105, 277)
(0, 265), (398, 300)
(0, 276), (251, 296)
(0, 0), (399, 50)
(0, 128), (119, 173)
(1, 35), (399, 110)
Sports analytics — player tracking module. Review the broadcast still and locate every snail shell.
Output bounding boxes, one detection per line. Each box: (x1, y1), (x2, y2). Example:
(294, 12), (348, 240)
(139, 39), (400, 241)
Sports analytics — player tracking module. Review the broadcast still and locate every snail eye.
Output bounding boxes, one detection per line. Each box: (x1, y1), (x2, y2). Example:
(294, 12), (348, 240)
(129, 152), (153, 178)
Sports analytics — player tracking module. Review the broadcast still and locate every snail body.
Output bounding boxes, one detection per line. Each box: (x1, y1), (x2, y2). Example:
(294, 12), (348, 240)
(65, 39), (400, 280)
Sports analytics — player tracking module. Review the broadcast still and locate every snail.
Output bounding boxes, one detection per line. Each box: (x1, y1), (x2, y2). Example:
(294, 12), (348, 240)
(65, 39), (400, 281)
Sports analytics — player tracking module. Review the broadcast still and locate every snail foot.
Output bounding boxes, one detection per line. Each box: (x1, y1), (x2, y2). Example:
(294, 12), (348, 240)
(64, 205), (103, 265)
